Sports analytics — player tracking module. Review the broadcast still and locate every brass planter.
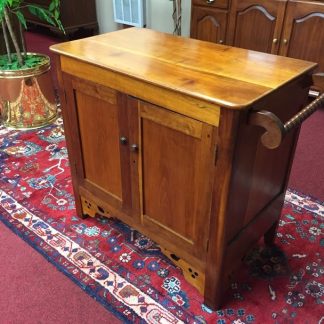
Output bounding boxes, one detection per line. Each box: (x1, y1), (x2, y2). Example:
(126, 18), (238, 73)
(0, 53), (57, 129)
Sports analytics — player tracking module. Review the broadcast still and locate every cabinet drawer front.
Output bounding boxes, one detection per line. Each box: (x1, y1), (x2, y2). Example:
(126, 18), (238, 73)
(192, 0), (229, 9)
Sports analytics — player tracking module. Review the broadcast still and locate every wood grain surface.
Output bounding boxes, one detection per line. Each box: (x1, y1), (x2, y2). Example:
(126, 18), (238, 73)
(50, 27), (316, 109)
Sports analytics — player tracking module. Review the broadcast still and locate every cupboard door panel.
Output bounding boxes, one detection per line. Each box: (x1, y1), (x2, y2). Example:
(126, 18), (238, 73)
(280, 1), (324, 74)
(64, 77), (132, 212)
(76, 92), (122, 199)
(138, 102), (216, 257)
(191, 6), (228, 44)
(227, 0), (286, 53)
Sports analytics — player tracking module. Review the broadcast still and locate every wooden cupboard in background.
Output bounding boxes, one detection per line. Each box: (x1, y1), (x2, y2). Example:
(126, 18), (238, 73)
(191, 0), (324, 88)
(23, 0), (98, 38)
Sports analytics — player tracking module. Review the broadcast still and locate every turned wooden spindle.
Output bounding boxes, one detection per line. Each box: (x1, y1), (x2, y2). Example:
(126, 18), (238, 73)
(249, 79), (324, 149)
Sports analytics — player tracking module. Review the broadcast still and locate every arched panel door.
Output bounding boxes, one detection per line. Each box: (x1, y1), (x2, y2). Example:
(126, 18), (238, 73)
(191, 6), (228, 45)
(279, 1), (324, 75)
(227, 0), (287, 54)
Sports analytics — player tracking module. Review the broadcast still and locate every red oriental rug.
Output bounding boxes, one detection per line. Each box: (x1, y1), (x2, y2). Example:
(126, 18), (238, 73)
(0, 118), (323, 324)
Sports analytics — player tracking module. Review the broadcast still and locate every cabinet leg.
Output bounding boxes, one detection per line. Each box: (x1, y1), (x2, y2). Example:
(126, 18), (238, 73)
(203, 280), (224, 311)
(203, 264), (227, 311)
(264, 220), (279, 246)
(75, 195), (88, 219)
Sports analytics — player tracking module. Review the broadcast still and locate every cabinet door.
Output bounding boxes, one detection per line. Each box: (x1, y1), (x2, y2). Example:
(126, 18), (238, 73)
(62, 76), (133, 215)
(227, 0), (287, 54)
(191, 6), (228, 45)
(134, 101), (217, 260)
(279, 0), (324, 73)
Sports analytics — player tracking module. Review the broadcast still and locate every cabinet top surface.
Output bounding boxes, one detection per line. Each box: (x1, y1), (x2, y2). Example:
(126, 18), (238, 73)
(50, 28), (316, 108)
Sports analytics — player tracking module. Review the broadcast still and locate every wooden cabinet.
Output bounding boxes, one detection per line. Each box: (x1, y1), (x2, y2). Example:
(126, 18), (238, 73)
(191, 0), (324, 86)
(51, 28), (316, 310)
(60, 74), (217, 270)
(23, 0), (98, 38)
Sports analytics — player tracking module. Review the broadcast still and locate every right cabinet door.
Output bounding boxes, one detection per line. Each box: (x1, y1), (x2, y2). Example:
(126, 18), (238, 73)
(279, 0), (324, 73)
(227, 0), (287, 54)
(135, 100), (217, 261)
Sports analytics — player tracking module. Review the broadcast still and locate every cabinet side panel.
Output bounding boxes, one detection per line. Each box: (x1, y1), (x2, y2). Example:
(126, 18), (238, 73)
(226, 75), (312, 242)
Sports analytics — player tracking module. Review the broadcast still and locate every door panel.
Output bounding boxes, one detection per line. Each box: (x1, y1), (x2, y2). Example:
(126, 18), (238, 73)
(76, 90), (122, 198)
(64, 77), (132, 213)
(227, 0), (287, 53)
(191, 6), (228, 44)
(280, 1), (324, 73)
(138, 101), (217, 258)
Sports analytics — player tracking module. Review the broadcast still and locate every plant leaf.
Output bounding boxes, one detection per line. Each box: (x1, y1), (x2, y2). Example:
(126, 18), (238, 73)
(55, 17), (64, 33)
(15, 10), (27, 29)
(0, 0), (8, 16)
(27, 4), (55, 26)
(48, 1), (55, 12)
(54, 9), (59, 19)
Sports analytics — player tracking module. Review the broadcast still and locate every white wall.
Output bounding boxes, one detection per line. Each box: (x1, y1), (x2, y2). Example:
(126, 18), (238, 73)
(95, 0), (118, 33)
(95, 0), (191, 37)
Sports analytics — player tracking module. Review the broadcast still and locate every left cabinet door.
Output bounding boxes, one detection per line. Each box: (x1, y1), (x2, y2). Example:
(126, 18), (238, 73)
(61, 75), (133, 217)
(191, 6), (228, 45)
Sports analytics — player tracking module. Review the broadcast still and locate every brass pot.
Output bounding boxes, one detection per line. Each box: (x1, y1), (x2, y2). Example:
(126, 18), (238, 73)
(0, 53), (57, 129)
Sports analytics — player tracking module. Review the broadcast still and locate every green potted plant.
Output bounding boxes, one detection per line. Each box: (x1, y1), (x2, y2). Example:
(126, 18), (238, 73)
(0, 0), (63, 129)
